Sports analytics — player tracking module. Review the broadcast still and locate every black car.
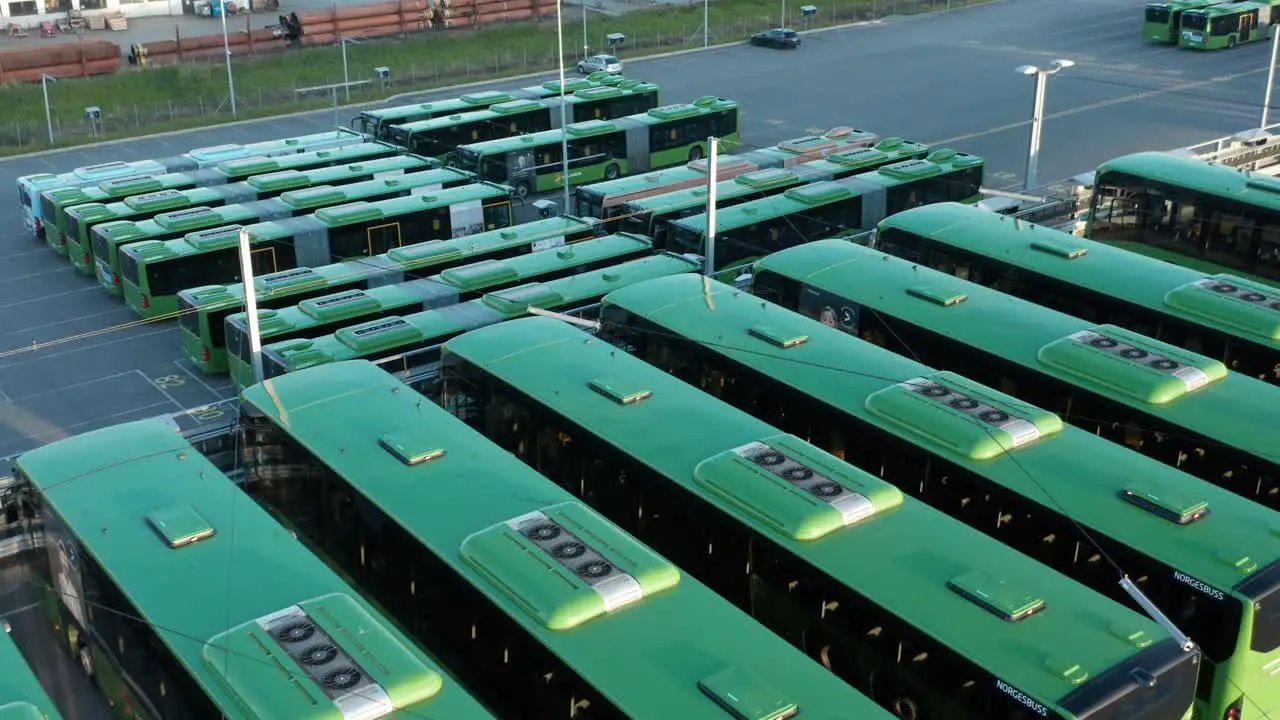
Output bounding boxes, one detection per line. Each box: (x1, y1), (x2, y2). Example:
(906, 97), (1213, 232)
(751, 28), (801, 48)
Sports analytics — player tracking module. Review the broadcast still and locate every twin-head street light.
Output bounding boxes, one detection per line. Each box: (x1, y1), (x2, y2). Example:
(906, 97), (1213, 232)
(340, 36), (366, 102)
(1015, 58), (1073, 192)
(40, 74), (56, 145)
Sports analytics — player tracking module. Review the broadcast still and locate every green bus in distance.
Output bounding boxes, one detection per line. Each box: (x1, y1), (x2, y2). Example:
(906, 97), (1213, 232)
(1178, 0), (1280, 48)
(1145, 0), (1220, 41)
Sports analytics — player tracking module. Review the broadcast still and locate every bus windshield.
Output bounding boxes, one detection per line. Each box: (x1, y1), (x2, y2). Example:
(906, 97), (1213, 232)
(1181, 11), (1207, 29)
(1145, 6), (1170, 22)
(455, 148), (483, 175)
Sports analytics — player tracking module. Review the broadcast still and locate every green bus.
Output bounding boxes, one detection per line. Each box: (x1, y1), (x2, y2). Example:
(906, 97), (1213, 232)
(454, 96), (741, 200)
(353, 72), (626, 139)
(15, 417), (495, 720)
(225, 232), (653, 388)
(750, 239), (1280, 512)
(600, 272), (1280, 720)
(179, 215), (598, 373)
(41, 140), (401, 255)
(260, 252), (701, 380)
(237, 360), (891, 719)
(0, 621), (63, 719)
(121, 182), (514, 319)
(1086, 151), (1280, 285)
(668, 149), (985, 272)
(65, 154), (440, 275)
(387, 82), (661, 160)
(439, 315), (1201, 720)
(572, 126), (881, 225)
(1145, 0), (1220, 41)
(875, 201), (1280, 384)
(1178, 0), (1280, 47)
(619, 138), (931, 248)
(87, 167), (470, 284)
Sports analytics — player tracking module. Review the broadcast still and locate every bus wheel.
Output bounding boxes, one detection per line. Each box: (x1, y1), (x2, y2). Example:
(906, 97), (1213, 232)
(689, 145), (704, 162)
(890, 696), (920, 720)
(604, 163), (621, 180)
(514, 182), (531, 200)
(79, 646), (94, 678)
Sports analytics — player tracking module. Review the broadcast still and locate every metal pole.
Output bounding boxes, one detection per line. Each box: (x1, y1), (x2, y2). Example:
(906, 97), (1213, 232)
(582, 3), (588, 58)
(557, 0), (572, 213)
(704, 136), (718, 275)
(1264, 27), (1280, 128)
(781, 0), (786, 26)
(704, 0), (709, 47)
(237, 228), (265, 385)
(1023, 70), (1047, 193)
(342, 39), (351, 103)
(41, 76), (54, 145)
(332, 87), (339, 130)
(219, 0), (237, 117)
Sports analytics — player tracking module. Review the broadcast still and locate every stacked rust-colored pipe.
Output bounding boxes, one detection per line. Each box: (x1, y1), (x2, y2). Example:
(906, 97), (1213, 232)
(0, 41), (120, 83)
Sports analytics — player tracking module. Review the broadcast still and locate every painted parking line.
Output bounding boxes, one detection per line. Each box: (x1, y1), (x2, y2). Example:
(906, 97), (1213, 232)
(174, 358), (237, 402)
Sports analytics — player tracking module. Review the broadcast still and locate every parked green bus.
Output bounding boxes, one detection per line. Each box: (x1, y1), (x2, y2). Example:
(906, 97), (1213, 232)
(1178, 0), (1280, 48)
(875, 201), (1280, 384)
(1145, 0), (1220, 41)
(121, 182), (514, 319)
(237, 359), (890, 719)
(65, 154), (439, 274)
(668, 149), (984, 272)
(15, 417), (496, 720)
(454, 96), (740, 200)
(601, 272), (1280, 720)
(1086, 151), (1280, 285)
(260, 252), (700, 380)
(619, 138), (931, 248)
(387, 83), (660, 160)
(0, 621), (63, 720)
(225, 232), (652, 388)
(439, 315), (1201, 720)
(751, 239), (1280, 512)
(180, 215), (598, 373)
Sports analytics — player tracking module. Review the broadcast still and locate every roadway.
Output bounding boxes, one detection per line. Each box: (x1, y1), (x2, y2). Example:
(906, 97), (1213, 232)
(0, 0), (1273, 460)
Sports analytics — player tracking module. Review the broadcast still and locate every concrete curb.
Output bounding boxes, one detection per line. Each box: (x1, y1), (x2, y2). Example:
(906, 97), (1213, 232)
(0, 0), (996, 164)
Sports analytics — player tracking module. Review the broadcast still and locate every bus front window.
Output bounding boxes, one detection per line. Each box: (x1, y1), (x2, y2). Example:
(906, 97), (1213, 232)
(1145, 6), (1170, 23)
(1181, 12), (1207, 30)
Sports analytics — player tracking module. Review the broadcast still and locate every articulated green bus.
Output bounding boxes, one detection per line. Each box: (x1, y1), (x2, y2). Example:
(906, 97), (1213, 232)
(260, 252), (700, 380)
(668, 149), (984, 272)
(455, 96), (741, 200)
(15, 417), (495, 720)
(41, 141), (401, 255)
(387, 82), (660, 160)
(65, 154), (439, 275)
(619, 138), (931, 248)
(0, 621), (63, 719)
(87, 167), (470, 283)
(1178, 0), (1280, 48)
(439, 316), (1201, 720)
(353, 72), (626, 139)
(225, 232), (652, 389)
(572, 126), (882, 225)
(601, 272), (1280, 720)
(1145, 0), (1219, 41)
(121, 182), (514, 319)
(876, 202), (1280, 384)
(237, 360), (889, 719)
(179, 215), (598, 373)
(1086, 151), (1280, 285)
(750, 239), (1280, 513)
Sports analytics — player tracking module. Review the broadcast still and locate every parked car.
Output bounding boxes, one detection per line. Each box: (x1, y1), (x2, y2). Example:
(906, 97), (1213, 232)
(578, 54), (623, 74)
(750, 28), (802, 48)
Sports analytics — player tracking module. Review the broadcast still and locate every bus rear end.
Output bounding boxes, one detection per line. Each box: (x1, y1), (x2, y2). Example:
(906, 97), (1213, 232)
(1144, 2), (1178, 41)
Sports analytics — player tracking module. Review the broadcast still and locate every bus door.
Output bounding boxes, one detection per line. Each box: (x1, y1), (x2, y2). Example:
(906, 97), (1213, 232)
(1240, 11), (1255, 41)
(251, 245), (279, 275)
(367, 222), (403, 256)
(508, 148), (538, 196)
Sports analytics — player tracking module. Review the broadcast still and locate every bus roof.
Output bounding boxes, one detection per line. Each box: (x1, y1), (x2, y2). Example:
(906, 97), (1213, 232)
(752, 239), (1280, 473)
(391, 84), (661, 136)
(879, 202), (1280, 346)
(1190, 0), (1280, 15)
(239, 360), (888, 718)
(601, 272), (1280, 595)
(441, 315), (1178, 712)
(1096, 151), (1280, 212)
(24, 159), (181, 193)
(185, 128), (366, 165)
(0, 623), (64, 720)
(15, 418), (495, 720)
(357, 73), (628, 122)
(213, 141), (398, 177)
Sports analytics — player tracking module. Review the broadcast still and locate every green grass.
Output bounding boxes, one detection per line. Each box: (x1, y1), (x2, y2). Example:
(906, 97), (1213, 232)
(0, 0), (978, 156)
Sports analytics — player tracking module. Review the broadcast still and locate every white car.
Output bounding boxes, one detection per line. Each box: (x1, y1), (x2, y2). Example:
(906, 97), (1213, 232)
(577, 54), (622, 74)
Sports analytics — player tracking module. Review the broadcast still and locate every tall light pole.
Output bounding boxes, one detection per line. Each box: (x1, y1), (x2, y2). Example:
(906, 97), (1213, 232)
(557, 0), (572, 213)
(781, 0), (786, 26)
(39, 73), (55, 144)
(1015, 58), (1073, 192)
(340, 37), (364, 102)
(219, 0), (237, 117)
(704, 0), (709, 47)
(1264, 28), (1280, 128)
(237, 227), (265, 386)
(582, 3), (589, 59)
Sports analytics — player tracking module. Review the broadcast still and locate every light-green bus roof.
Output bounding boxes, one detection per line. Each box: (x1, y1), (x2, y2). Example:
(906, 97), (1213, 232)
(1147, 0), (1217, 10)
(391, 83), (661, 137)
(358, 73), (628, 122)
(211, 141), (399, 177)
(239, 359), (889, 718)
(184, 128), (367, 165)
(265, 252), (700, 372)
(15, 418), (495, 720)
(440, 315), (1176, 712)
(1187, 0), (1280, 16)
(878, 202), (1280, 347)
(752, 239), (1280, 473)
(1096, 151), (1280, 212)
(0, 624), (64, 720)
(601, 272), (1280, 596)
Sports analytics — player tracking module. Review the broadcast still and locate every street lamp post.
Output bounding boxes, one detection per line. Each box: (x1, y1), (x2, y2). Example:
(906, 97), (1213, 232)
(218, 0), (237, 117)
(582, 3), (589, 59)
(40, 74), (56, 145)
(704, 0), (709, 47)
(557, 0), (572, 213)
(340, 37), (364, 103)
(1015, 58), (1073, 192)
(781, 0), (787, 26)
(1264, 28), (1280, 127)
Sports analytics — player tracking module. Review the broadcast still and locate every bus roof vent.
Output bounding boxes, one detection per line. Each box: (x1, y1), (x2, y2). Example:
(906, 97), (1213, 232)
(1245, 174), (1280, 194)
(865, 371), (1064, 460)
(544, 78), (593, 93)
(783, 181), (852, 205)
(693, 434), (904, 541)
(100, 222), (147, 241)
(490, 98), (543, 115)
(460, 501), (680, 630)
(181, 284), (235, 305)
(747, 323), (809, 349)
(1121, 481), (1209, 525)
(100, 175), (164, 196)
(927, 148), (959, 163)
(387, 240), (465, 268)
(440, 259), (519, 290)
(906, 285), (967, 306)
(824, 147), (887, 168)
(298, 289), (380, 322)
(877, 159), (941, 180)
(281, 185), (347, 209)
(184, 225), (243, 252)
(587, 377), (652, 405)
(125, 240), (176, 261)
(1029, 237), (1088, 259)
(203, 593), (441, 720)
(775, 134), (832, 154)
(461, 90), (514, 105)
(566, 120), (619, 137)
(573, 86), (623, 101)
(379, 429), (446, 466)
(735, 168), (798, 188)
(647, 103), (699, 121)
(1036, 325), (1228, 404)
(124, 188), (188, 212)
(145, 504), (215, 549)
(156, 206), (221, 232)
(219, 156), (284, 176)
(875, 136), (906, 149)
(49, 187), (90, 203)
(74, 160), (131, 179)
(697, 666), (799, 720)
(482, 282), (564, 315)
(1163, 275), (1280, 341)
(947, 569), (1045, 622)
(316, 201), (384, 226)
(70, 203), (115, 222)
(246, 169), (309, 192)
(336, 317), (423, 353)
(257, 267), (323, 293)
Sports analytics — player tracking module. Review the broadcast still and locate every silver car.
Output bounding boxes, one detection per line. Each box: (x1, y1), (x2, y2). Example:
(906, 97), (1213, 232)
(577, 54), (622, 74)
